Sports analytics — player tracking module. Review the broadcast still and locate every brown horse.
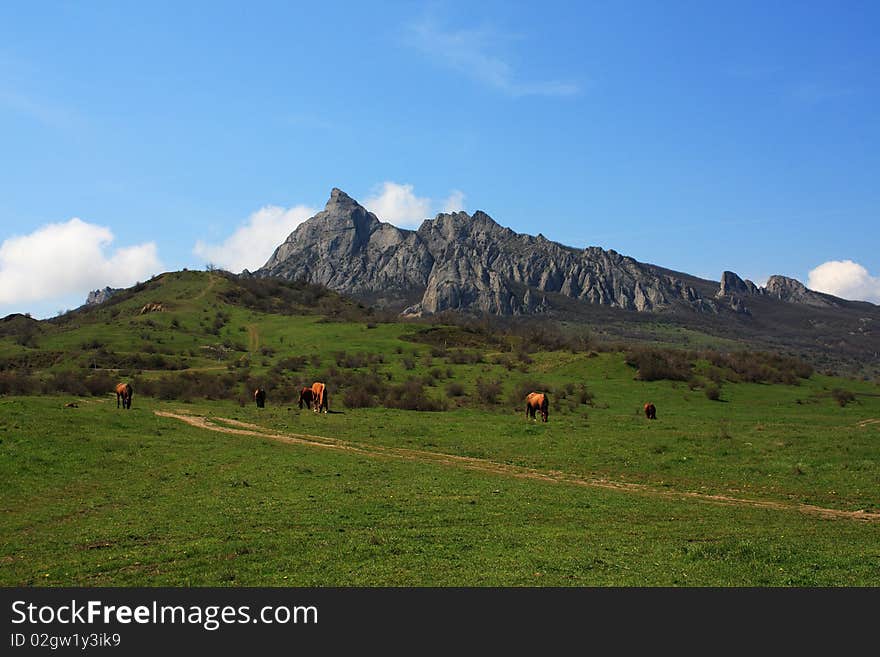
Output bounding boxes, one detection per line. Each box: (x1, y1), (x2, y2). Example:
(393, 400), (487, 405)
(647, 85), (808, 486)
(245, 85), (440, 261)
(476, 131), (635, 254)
(115, 382), (133, 409)
(311, 381), (329, 413)
(644, 402), (656, 420)
(525, 392), (549, 422)
(298, 387), (315, 410)
(254, 388), (266, 408)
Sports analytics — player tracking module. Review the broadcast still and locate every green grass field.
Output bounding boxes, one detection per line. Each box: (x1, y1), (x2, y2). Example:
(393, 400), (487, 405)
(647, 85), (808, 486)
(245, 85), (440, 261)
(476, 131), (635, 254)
(1, 271), (878, 586)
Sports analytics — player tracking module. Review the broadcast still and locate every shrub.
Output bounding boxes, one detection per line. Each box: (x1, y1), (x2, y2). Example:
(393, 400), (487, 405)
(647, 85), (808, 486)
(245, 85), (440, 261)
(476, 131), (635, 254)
(445, 381), (466, 397)
(705, 383), (722, 401)
(476, 377), (503, 405)
(576, 383), (593, 406)
(82, 372), (117, 397)
(626, 348), (692, 382)
(448, 349), (484, 365)
(831, 388), (855, 407)
(273, 356), (307, 373)
(0, 371), (37, 395)
(384, 378), (445, 411)
(343, 387), (378, 408)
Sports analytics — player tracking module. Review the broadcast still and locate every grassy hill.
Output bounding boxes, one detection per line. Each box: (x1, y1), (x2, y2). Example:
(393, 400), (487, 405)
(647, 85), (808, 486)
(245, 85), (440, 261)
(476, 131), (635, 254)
(1, 270), (878, 585)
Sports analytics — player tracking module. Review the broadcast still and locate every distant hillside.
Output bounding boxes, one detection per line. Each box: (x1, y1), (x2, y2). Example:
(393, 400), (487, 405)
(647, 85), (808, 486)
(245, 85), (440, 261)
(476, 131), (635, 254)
(254, 188), (880, 377)
(0, 267), (876, 384)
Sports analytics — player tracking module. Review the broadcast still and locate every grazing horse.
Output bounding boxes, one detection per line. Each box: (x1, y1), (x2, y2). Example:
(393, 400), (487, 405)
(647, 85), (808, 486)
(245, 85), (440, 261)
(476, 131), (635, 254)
(644, 402), (657, 420)
(311, 381), (329, 414)
(298, 387), (315, 410)
(525, 392), (549, 422)
(115, 382), (133, 410)
(254, 388), (266, 408)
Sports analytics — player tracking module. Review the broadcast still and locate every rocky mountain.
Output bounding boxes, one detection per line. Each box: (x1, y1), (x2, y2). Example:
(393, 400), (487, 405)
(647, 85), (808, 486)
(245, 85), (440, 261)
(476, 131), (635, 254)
(258, 188), (875, 323)
(84, 287), (121, 307)
(258, 188), (726, 316)
(253, 188), (880, 376)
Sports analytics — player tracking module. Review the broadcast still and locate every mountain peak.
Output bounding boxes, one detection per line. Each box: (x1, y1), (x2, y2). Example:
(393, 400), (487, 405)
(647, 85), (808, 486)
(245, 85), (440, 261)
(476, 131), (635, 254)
(326, 187), (360, 210)
(764, 275), (836, 308)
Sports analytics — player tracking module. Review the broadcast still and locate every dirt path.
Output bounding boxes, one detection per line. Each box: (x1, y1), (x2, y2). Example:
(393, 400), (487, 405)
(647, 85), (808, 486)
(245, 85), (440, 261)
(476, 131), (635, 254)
(246, 324), (260, 352)
(857, 418), (880, 428)
(154, 411), (880, 523)
(194, 274), (218, 300)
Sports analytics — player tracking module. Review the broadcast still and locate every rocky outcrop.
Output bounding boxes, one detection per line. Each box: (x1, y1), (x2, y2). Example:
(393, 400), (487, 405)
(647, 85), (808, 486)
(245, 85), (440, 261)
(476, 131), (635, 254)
(139, 302), (164, 314)
(715, 271), (761, 314)
(713, 269), (843, 314)
(717, 271), (761, 298)
(257, 189), (714, 316)
(259, 189), (434, 307)
(764, 275), (837, 308)
(256, 188), (860, 318)
(85, 287), (121, 306)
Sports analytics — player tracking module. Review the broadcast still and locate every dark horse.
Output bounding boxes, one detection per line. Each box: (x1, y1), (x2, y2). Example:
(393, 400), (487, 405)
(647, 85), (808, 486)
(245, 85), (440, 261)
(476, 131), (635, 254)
(525, 392), (549, 422)
(254, 388), (266, 408)
(311, 381), (329, 414)
(115, 382), (133, 409)
(298, 387), (315, 410)
(644, 402), (657, 420)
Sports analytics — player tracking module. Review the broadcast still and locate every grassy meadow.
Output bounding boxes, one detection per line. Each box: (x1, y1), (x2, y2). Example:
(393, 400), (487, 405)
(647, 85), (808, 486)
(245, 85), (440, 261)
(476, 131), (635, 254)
(1, 271), (878, 586)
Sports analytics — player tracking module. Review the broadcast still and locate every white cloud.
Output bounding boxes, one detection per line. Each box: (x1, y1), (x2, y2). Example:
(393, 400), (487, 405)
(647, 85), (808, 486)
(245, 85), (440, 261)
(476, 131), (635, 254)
(0, 218), (160, 310)
(807, 260), (880, 304)
(364, 183), (432, 228)
(364, 182), (468, 228)
(442, 189), (466, 213)
(193, 204), (316, 273)
(405, 18), (579, 98)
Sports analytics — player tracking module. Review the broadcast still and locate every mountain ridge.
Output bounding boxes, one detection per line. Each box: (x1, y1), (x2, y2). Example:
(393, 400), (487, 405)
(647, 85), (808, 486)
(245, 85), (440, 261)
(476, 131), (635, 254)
(256, 188), (874, 318)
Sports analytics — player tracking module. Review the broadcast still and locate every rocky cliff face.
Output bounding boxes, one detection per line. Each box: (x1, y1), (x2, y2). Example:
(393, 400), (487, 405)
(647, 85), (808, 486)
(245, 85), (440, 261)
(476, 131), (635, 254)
(763, 275), (837, 307)
(259, 189), (433, 306)
(85, 287), (121, 306)
(256, 188), (851, 317)
(257, 189), (715, 316)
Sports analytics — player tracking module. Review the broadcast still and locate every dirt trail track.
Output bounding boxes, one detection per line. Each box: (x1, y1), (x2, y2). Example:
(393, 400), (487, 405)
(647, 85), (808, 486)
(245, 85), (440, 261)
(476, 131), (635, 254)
(154, 411), (880, 523)
(194, 274), (218, 300)
(246, 324), (260, 352)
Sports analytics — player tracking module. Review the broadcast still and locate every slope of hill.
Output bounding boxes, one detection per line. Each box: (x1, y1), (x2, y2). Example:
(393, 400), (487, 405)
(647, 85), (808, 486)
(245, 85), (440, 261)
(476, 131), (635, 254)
(2, 269), (880, 587)
(255, 188), (880, 377)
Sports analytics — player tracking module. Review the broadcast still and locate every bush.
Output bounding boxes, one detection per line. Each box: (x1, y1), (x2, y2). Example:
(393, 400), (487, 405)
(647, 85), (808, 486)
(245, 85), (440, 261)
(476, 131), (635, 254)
(0, 371), (37, 395)
(576, 383), (593, 406)
(705, 383), (722, 401)
(445, 381), (466, 397)
(272, 356), (307, 373)
(384, 378), (445, 411)
(831, 388), (855, 407)
(626, 348), (691, 382)
(703, 350), (813, 384)
(343, 387), (378, 408)
(448, 349), (484, 365)
(476, 377), (503, 405)
(82, 372), (117, 397)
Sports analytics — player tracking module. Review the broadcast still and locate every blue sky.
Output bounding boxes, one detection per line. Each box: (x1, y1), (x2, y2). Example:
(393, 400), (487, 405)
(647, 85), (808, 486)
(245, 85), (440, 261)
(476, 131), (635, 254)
(1, 0), (878, 317)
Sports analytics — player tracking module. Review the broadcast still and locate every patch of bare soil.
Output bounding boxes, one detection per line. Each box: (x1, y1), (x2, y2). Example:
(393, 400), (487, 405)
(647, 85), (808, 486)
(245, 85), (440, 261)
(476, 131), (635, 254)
(154, 410), (880, 523)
